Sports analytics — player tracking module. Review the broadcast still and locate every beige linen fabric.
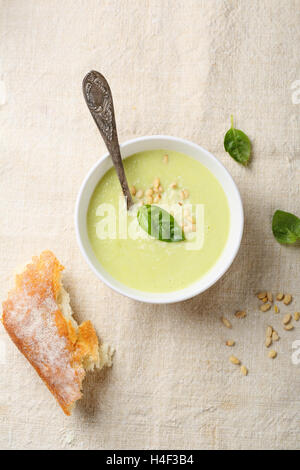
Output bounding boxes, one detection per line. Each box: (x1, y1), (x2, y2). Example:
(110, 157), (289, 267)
(0, 0), (299, 450)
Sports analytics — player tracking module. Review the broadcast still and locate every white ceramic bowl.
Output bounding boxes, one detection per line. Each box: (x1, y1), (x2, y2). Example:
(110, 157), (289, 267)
(75, 135), (244, 304)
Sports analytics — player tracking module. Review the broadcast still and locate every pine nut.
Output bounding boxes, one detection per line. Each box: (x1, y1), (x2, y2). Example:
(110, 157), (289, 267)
(283, 294), (292, 305)
(235, 311), (246, 319)
(145, 188), (153, 197)
(221, 317), (232, 329)
(153, 177), (160, 188)
(266, 326), (273, 338)
(130, 185), (136, 196)
(272, 331), (279, 341)
(257, 291), (267, 299)
(229, 356), (241, 365)
(282, 313), (292, 325)
(265, 337), (272, 348)
(268, 350), (277, 359)
(260, 303), (271, 312)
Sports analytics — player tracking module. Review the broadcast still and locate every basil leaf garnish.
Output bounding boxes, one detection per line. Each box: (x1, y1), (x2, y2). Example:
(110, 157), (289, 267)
(137, 205), (185, 242)
(224, 115), (251, 165)
(272, 210), (300, 244)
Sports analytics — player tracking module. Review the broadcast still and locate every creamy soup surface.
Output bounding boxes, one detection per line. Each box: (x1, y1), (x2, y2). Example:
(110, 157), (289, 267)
(87, 149), (230, 292)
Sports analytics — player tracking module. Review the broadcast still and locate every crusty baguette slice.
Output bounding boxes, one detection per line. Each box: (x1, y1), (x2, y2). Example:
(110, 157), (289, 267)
(2, 250), (113, 415)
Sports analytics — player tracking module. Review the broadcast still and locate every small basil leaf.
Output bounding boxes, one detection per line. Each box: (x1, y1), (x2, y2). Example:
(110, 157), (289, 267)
(272, 210), (300, 244)
(224, 115), (251, 165)
(137, 205), (185, 242)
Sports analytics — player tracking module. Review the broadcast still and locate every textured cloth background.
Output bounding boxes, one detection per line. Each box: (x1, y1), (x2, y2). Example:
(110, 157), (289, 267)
(0, 0), (300, 450)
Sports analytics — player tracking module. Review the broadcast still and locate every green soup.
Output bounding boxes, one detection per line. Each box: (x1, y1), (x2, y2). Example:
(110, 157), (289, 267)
(87, 149), (230, 293)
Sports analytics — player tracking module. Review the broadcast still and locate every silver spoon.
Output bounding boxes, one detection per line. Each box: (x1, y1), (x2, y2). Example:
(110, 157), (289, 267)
(82, 71), (133, 209)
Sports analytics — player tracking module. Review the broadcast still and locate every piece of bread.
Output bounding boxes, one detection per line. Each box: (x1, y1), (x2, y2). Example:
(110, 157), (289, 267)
(2, 250), (114, 415)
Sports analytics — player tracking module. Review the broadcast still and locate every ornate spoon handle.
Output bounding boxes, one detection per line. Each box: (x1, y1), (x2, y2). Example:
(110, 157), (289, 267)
(82, 71), (133, 209)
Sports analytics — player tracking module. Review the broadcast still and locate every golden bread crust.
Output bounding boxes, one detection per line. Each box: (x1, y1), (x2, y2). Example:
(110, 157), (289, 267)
(76, 321), (100, 365)
(2, 251), (100, 415)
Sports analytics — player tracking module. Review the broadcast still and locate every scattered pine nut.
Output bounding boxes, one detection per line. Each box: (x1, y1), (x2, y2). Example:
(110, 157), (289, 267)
(145, 188), (153, 197)
(272, 331), (279, 341)
(130, 185), (136, 196)
(276, 293), (284, 301)
(282, 313), (292, 325)
(262, 297), (268, 303)
(268, 350), (277, 359)
(221, 317), (232, 329)
(226, 340), (235, 347)
(163, 154), (168, 164)
(170, 182), (177, 189)
(153, 177), (160, 188)
(260, 303), (271, 312)
(235, 310), (246, 319)
(294, 312), (300, 321)
(178, 201), (182, 206)
(267, 292), (273, 303)
(265, 337), (272, 348)
(146, 196), (153, 204)
(240, 365), (248, 376)
(158, 185), (163, 193)
(136, 189), (144, 198)
(153, 195), (161, 204)
(180, 189), (189, 200)
(274, 305), (279, 314)
(266, 326), (273, 338)
(284, 324), (294, 331)
(257, 291), (267, 300)
(229, 356), (241, 365)
(283, 294), (292, 305)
